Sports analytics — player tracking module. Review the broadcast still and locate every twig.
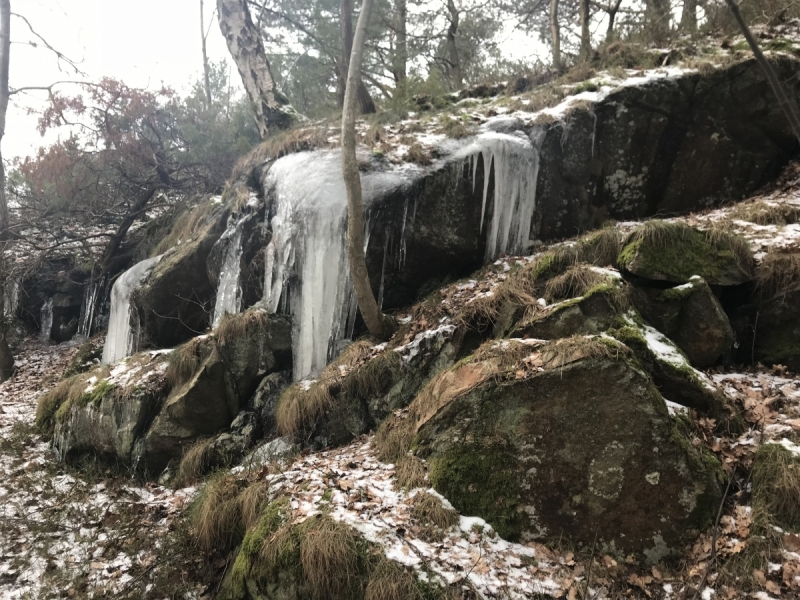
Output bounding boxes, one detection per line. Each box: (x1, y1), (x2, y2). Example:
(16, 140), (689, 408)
(690, 474), (733, 600)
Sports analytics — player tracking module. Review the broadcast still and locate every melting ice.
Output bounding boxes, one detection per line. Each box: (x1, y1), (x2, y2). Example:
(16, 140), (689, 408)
(212, 214), (247, 327)
(102, 256), (162, 364)
(39, 298), (53, 342)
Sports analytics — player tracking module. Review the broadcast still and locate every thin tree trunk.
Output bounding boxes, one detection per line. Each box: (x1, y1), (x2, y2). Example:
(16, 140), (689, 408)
(606, 0), (622, 42)
(341, 0), (391, 340)
(579, 0), (591, 60)
(393, 0), (407, 83)
(648, 0), (670, 44)
(201, 0), (213, 108)
(680, 0), (697, 32)
(446, 0), (462, 90)
(550, 0), (561, 70)
(217, 0), (294, 138)
(0, 0), (13, 380)
(725, 0), (800, 143)
(338, 0), (376, 113)
(100, 187), (157, 274)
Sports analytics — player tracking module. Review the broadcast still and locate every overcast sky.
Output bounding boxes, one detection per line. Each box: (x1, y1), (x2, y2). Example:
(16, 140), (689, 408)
(6, 0), (237, 160)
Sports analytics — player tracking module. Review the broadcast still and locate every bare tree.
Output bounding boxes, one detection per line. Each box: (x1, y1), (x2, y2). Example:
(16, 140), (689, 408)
(445, 0), (463, 90)
(579, 0), (591, 60)
(217, 0), (295, 138)
(338, 0), (376, 114)
(341, 0), (392, 341)
(593, 0), (623, 41)
(550, 0), (561, 69)
(0, 0), (12, 379)
(724, 0), (800, 143)
(201, 0), (213, 108)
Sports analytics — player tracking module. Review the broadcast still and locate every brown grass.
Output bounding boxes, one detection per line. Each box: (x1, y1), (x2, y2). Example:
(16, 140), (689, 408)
(176, 437), (216, 485)
(405, 143), (432, 165)
(374, 415), (415, 464)
(577, 226), (623, 267)
(215, 309), (270, 346)
(704, 223), (754, 275)
(365, 559), (424, 600)
(540, 335), (628, 369)
(35, 374), (86, 433)
(543, 263), (613, 302)
(728, 200), (800, 226)
(751, 442), (800, 530)
(394, 455), (427, 491)
(410, 491), (459, 542)
(275, 382), (334, 439)
(166, 336), (209, 388)
(230, 126), (331, 182)
(152, 198), (216, 257)
(755, 250), (800, 300)
(191, 473), (245, 552)
(438, 115), (473, 139)
(238, 481), (271, 530)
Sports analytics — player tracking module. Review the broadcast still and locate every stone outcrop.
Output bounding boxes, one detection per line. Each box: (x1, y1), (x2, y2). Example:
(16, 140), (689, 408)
(409, 340), (723, 559)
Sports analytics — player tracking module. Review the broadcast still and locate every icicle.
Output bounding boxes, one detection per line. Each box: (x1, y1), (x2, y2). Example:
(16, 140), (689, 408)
(39, 298), (53, 342)
(399, 197), (409, 268)
(4, 279), (17, 318)
(77, 281), (101, 338)
(456, 130), (541, 261)
(378, 229), (390, 309)
(212, 214), (247, 327)
(102, 256), (162, 364)
(263, 150), (355, 380)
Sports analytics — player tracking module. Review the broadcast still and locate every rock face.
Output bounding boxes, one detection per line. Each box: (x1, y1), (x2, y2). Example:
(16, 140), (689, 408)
(412, 344), (723, 559)
(50, 311), (291, 474)
(631, 277), (735, 367)
(752, 287), (800, 371)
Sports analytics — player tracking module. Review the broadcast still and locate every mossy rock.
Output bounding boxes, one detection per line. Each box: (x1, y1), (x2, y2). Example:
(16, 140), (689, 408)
(752, 288), (800, 372)
(618, 224), (753, 286)
(630, 277), (734, 368)
(413, 351), (723, 560)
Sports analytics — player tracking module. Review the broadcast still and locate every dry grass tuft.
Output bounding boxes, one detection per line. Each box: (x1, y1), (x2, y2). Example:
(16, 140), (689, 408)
(410, 491), (459, 542)
(704, 223), (754, 275)
(238, 481), (271, 531)
(405, 143), (432, 165)
(728, 201), (800, 226)
(624, 219), (695, 249)
(752, 442), (800, 530)
(543, 263), (613, 302)
(215, 309), (270, 346)
(191, 473), (245, 552)
(299, 516), (364, 599)
(540, 335), (628, 369)
(176, 437), (216, 485)
(364, 123), (386, 148)
(374, 415), (415, 464)
(755, 250), (800, 300)
(394, 455), (427, 491)
(365, 558), (424, 600)
(35, 375), (86, 433)
(152, 198), (216, 257)
(576, 226), (623, 267)
(438, 115), (473, 139)
(166, 336), (209, 388)
(275, 382), (334, 439)
(470, 338), (542, 368)
(230, 126), (330, 182)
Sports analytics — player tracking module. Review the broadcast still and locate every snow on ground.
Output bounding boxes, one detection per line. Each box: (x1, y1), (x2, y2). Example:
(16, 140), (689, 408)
(0, 338), (201, 599)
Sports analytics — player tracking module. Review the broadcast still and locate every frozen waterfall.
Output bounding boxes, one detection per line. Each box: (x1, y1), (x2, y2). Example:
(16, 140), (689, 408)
(457, 129), (543, 260)
(212, 214), (247, 327)
(102, 256), (162, 364)
(77, 280), (101, 338)
(263, 150), (356, 380)
(39, 298), (53, 342)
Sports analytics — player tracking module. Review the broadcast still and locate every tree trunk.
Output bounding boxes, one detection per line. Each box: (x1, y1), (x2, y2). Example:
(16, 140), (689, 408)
(201, 0), (213, 108)
(647, 0), (670, 44)
(550, 0), (561, 70)
(341, 0), (391, 341)
(338, 0), (376, 113)
(446, 0), (462, 90)
(724, 0), (800, 144)
(680, 0), (697, 32)
(579, 0), (591, 60)
(217, 0), (294, 138)
(606, 0), (622, 42)
(392, 0), (407, 83)
(100, 187), (157, 274)
(0, 0), (13, 380)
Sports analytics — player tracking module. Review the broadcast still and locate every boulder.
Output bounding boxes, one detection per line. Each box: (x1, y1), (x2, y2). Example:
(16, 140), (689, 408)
(618, 223), (753, 286)
(134, 212), (227, 350)
(631, 277), (735, 367)
(752, 287), (800, 371)
(411, 339), (723, 559)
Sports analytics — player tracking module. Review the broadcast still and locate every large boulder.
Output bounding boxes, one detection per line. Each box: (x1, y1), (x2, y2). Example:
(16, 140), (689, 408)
(408, 338), (723, 559)
(630, 276), (735, 367)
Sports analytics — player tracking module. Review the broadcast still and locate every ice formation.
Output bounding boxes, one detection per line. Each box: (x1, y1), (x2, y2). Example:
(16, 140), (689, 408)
(102, 256), (162, 364)
(263, 150), (356, 380)
(457, 129), (544, 260)
(77, 281), (101, 338)
(212, 214), (247, 327)
(39, 298), (53, 342)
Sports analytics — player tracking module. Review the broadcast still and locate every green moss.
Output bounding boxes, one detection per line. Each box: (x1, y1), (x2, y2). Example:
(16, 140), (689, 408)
(63, 341), (102, 377)
(659, 282), (697, 302)
(81, 379), (116, 406)
(570, 81), (599, 95)
(428, 441), (524, 540)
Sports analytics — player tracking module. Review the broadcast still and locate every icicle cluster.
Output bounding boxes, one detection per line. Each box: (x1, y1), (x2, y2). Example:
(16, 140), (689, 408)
(39, 298), (53, 342)
(102, 256), (162, 364)
(77, 281), (101, 339)
(263, 151), (356, 380)
(212, 214), (248, 327)
(456, 129), (543, 260)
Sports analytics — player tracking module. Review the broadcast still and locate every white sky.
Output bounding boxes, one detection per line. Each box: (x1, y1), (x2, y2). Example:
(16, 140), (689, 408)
(6, 0), (237, 161)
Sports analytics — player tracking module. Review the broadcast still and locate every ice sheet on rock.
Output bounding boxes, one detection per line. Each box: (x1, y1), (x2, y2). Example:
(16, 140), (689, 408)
(39, 297), (53, 342)
(102, 255), (163, 364)
(212, 213), (247, 327)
